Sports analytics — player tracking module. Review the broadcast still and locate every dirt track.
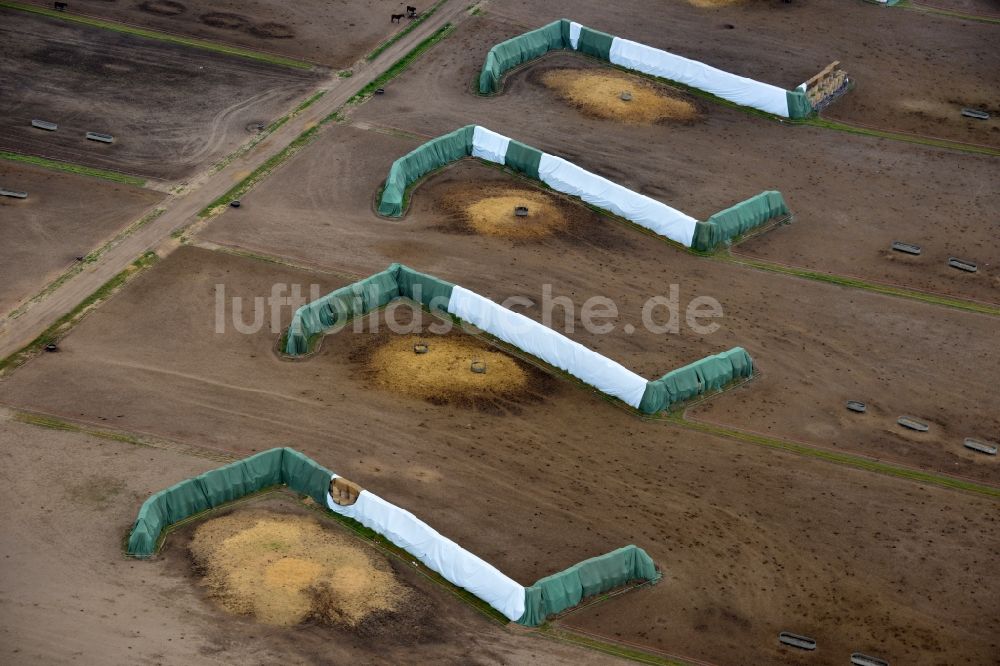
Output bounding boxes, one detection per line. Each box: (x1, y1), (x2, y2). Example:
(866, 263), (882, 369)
(0, 161), (163, 315)
(0, 9), (320, 180)
(51, 0), (414, 68)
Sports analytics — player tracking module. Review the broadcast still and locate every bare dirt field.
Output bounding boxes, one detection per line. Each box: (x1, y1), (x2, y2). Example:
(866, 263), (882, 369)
(41, 0), (416, 68)
(0, 416), (607, 665)
(0, 9), (320, 180)
(199, 110), (1000, 481)
(336, 14), (1000, 303)
(0, 161), (163, 315)
(488, 0), (1000, 147)
(0, 247), (997, 664)
(3, 2), (998, 664)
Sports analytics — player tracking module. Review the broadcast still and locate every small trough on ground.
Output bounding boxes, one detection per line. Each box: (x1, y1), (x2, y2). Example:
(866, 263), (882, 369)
(470, 360), (487, 374)
(898, 416), (929, 432)
(0, 188), (28, 199)
(948, 257), (977, 273)
(964, 438), (997, 456)
(851, 653), (889, 666)
(230, 200), (241, 208)
(846, 400), (867, 413)
(620, 90), (633, 101)
(891, 241), (921, 256)
(44, 343), (58, 352)
(514, 205), (529, 217)
(85, 132), (115, 144)
(778, 632), (816, 650)
(961, 108), (990, 120)
(31, 119), (58, 131)
(413, 342), (428, 354)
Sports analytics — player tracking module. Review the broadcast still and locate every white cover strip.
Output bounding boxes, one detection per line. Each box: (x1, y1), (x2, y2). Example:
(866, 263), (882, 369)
(447, 286), (649, 408)
(327, 480), (526, 621)
(472, 125), (510, 165)
(568, 21), (582, 50)
(537, 153), (698, 247)
(609, 37), (790, 118)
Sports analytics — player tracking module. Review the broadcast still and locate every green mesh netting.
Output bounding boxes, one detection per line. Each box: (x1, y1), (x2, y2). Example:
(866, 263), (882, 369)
(691, 191), (790, 252)
(284, 264), (455, 356)
(517, 545), (660, 626)
(638, 347), (754, 414)
(478, 19), (570, 94)
(378, 126), (475, 217)
(127, 448), (332, 557)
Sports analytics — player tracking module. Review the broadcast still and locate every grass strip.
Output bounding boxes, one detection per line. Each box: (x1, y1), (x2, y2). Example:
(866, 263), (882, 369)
(350, 23), (455, 104)
(0, 251), (158, 375)
(671, 414), (1000, 498)
(538, 626), (688, 666)
(7, 208), (165, 321)
(14, 411), (146, 446)
(0, 1), (312, 69)
(198, 112), (339, 218)
(365, 0), (446, 61)
(720, 254), (1000, 316)
(0, 150), (146, 186)
(803, 117), (1000, 156)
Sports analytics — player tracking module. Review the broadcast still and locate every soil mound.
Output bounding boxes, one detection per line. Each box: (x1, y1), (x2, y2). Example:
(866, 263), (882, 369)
(540, 69), (699, 124)
(189, 511), (407, 627)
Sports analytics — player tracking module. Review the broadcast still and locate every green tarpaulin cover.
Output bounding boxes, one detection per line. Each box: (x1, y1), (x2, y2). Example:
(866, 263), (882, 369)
(478, 20), (569, 94)
(378, 126), (475, 216)
(786, 90), (813, 119)
(285, 264), (455, 356)
(638, 347), (753, 414)
(691, 191), (790, 252)
(518, 545), (659, 626)
(127, 448), (333, 558)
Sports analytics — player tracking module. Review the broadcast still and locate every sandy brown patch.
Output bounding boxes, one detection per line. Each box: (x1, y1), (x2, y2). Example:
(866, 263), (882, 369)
(189, 510), (407, 627)
(364, 334), (530, 405)
(444, 186), (568, 240)
(540, 69), (699, 124)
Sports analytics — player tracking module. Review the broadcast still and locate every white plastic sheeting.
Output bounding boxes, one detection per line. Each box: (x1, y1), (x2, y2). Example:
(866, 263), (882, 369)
(472, 125), (510, 165)
(537, 153), (698, 247)
(568, 21), (582, 50)
(447, 286), (649, 408)
(608, 38), (791, 118)
(326, 477), (526, 621)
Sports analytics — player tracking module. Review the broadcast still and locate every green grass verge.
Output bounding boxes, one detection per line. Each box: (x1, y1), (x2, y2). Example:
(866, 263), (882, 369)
(14, 412), (146, 447)
(0, 150), (146, 186)
(0, 251), (159, 376)
(803, 117), (1000, 156)
(720, 254), (1000, 316)
(365, 0), (446, 62)
(671, 414), (1000, 498)
(538, 626), (688, 666)
(6, 207), (165, 321)
(350, 23), (455, 104)
(1, 1), (313, 69)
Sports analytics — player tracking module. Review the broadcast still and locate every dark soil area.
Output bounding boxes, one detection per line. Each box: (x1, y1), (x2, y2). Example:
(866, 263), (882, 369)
(0, 9), (320, 180)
